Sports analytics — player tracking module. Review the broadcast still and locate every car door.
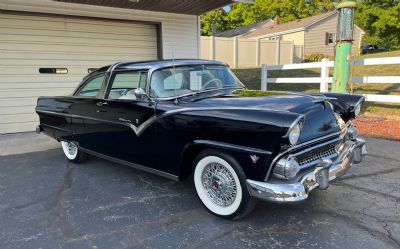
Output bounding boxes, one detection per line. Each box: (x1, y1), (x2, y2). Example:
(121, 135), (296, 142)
(70, 72), (108, 150)
(92, 70), (157, 168)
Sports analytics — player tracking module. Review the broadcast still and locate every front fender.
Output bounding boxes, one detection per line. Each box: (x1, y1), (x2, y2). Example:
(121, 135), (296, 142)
(179, 140), (274, 181)
(321, 93), (365, 121)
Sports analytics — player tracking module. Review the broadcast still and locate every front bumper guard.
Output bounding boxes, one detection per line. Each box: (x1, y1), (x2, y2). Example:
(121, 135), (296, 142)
(247, 137), (367, 203)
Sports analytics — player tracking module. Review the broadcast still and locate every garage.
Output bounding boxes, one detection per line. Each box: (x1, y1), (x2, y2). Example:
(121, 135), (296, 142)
(0, 11), (159, 133)
(0, 0), (239, 134)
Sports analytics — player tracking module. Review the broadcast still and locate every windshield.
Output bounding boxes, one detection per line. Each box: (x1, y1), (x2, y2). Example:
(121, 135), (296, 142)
(149, 65), (244, 98)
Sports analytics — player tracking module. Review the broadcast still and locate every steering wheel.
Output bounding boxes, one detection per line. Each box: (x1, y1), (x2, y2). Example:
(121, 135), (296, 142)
(201, 78), (222, 90)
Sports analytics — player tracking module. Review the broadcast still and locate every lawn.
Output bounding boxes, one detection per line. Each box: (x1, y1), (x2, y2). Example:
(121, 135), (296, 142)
(232, 50), (400, 121)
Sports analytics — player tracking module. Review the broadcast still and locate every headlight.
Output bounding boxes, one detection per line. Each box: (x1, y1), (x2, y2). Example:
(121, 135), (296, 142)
(354, 103), (362, 117)
(272, 156), (300, 179)
(288, 122), (301, 145)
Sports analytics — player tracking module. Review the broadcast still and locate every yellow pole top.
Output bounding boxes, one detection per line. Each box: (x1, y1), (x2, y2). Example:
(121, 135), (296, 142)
(337, 1), (358, 9)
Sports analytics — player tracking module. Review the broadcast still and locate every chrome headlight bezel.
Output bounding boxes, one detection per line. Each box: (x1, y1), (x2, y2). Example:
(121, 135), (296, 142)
(354, 103), (362, 117)
(352, 98), (364, 117)
(288, 123), (301, 145)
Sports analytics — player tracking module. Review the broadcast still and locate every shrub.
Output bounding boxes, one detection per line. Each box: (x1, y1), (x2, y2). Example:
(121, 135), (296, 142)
(303, 53), (332, 62)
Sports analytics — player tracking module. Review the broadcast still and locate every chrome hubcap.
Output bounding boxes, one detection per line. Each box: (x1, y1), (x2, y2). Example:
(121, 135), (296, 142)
(201, 163), (237, 207)
(66, 142), (77, 156)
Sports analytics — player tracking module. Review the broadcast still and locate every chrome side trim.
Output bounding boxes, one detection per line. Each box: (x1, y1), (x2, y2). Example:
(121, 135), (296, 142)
(41, 123), (72, 133)
(79, 147), (179, 181)
(193, 140), (272, 155)
(36, 110), (154, 137)
(38, 106), (297, 138)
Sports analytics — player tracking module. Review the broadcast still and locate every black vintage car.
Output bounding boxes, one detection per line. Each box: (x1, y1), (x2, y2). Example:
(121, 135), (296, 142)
(36, 59), (367, 219)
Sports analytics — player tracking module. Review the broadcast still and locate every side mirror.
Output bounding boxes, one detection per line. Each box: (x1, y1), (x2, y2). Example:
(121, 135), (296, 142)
(133, 88), (154, 103)
(133, 88), (146, 98)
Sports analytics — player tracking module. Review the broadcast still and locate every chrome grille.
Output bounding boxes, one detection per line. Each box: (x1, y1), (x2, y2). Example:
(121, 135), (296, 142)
(295, 143), (337, 168)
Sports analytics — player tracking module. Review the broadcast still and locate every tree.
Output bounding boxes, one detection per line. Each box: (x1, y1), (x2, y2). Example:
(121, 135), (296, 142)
(200, 8), (228, 36)
(200, 0), (400, 50)
(201, 0), (335, 35)
(356, 0), (400, 49)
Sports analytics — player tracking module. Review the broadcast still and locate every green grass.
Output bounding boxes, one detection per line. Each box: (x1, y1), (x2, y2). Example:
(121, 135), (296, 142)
(232, 50), (400, 119)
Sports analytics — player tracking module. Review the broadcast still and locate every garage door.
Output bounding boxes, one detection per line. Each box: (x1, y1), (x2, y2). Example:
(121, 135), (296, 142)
(0, 12), (159, 134)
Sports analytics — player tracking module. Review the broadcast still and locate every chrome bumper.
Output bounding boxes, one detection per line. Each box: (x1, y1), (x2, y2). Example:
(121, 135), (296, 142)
(246, 137), (367, 203)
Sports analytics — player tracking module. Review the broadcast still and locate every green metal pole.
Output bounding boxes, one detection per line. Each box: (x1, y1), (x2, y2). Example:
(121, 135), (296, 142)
(332, 1), (358, 93)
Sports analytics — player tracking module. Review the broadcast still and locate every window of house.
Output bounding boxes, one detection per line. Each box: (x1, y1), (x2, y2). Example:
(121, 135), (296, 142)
(327, 33), (336, 45)
(107, 71), (148, 100)
(75, 74), (105, 97)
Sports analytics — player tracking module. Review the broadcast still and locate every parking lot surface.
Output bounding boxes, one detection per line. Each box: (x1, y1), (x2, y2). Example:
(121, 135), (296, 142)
(0, 134), (399, 249)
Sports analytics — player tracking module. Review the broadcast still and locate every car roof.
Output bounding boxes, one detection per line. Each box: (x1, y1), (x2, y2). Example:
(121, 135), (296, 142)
(92, 59), (227, 74)
(83, 59), (227, 82)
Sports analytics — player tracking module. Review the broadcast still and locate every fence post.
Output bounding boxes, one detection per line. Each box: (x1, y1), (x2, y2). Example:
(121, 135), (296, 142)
(261, 64), (268, 91)
(320, 58), (329, 92)
(275, 40), (280, 65)
(290, 41), (294, 64)
(210, 36), (215, 60)
(256, 38), (261, 67)
(233, 37), (239, 68)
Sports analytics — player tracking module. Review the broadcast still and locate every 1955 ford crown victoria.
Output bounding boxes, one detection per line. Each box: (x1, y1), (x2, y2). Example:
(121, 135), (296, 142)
(36, 59), (367, 219)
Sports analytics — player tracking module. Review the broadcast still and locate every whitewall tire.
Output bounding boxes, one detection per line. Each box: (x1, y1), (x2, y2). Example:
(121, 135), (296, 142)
(61, 141), (87, 163)
(193, 150), (256, 219)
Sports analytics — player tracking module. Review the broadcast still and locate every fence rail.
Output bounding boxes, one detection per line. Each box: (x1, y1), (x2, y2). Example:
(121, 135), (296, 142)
(261, 56), (400, 103)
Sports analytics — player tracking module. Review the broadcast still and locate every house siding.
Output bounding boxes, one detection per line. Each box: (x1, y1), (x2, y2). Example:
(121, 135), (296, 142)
(0, 0), (199, 59)
(304, 13), (363, 57)
(0, 0), (199, 133)
(281, 31), (305, 46)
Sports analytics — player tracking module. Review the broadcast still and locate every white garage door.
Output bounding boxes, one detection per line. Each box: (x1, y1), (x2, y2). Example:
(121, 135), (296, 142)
(0, 12), (159, 134)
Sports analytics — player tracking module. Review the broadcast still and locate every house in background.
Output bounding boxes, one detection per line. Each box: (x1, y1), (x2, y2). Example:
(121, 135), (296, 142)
(242, 11), (365, 57)
(214, 18), (274, 37)
(0, 0), (240, 134)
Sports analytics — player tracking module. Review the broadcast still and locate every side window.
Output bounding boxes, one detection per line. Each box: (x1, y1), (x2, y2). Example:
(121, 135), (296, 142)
(107, 71), (148, 100)
(75, 74), (105, 97)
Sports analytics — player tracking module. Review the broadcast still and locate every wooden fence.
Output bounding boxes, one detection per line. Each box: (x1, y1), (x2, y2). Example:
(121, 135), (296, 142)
(261, 57), (400, 103)
(200, 36), (303, 68)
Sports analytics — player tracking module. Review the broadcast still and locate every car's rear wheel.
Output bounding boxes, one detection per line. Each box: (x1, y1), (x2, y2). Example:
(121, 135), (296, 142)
(61, 141), (87, 163)
(193, 150), (256, 219)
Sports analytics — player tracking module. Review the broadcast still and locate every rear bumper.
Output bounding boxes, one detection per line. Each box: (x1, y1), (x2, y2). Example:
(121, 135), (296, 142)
(246, 137), (366, 203)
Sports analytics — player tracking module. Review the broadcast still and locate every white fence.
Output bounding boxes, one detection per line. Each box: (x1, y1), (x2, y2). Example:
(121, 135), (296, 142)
(200, 36), (304, 68)
(261, 57), (400, 103)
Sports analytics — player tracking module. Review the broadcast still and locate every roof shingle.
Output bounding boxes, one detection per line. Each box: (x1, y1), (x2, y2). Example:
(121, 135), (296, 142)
(243, 11), (336, 39)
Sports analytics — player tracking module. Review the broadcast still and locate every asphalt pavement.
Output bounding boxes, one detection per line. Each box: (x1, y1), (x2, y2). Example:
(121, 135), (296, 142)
(0, 133), (399, 249)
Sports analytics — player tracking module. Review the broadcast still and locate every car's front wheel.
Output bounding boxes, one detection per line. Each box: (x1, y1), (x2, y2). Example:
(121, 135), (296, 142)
(61, 141), (87, 163)
(193, 150), (256, 219)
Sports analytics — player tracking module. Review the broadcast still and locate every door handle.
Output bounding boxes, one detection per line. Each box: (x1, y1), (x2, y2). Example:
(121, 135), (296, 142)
(96, 101), (108, 107)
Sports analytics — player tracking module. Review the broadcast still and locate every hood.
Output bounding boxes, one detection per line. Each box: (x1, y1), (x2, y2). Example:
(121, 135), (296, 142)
(176, 91), (341, 142)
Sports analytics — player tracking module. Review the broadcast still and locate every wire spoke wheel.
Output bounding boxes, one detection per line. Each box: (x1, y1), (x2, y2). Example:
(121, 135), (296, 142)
(194, 154), (243, 217)
(201, 162), (237, 207)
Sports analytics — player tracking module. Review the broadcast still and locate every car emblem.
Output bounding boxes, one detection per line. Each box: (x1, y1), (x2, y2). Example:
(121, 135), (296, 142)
(250, 155), (260, 164)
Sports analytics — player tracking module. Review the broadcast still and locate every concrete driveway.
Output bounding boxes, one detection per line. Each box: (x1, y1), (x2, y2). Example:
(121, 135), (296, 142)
(0, 133), (399, 249)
